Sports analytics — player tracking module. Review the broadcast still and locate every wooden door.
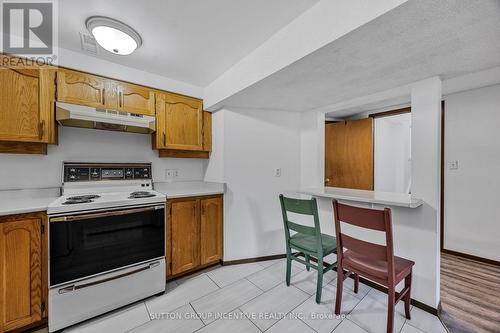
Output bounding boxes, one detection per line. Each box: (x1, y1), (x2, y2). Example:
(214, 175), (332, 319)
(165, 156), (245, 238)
(57, 69), (110, 108)
(0, 216), (43, 332)
(170, 199), (201, 275)
(155, 93), (203, 151)
(325, 118), (374, 190)
(200, 196), (223, 265)
(117, 82), (155, 116)
(0, 65), (53, 143)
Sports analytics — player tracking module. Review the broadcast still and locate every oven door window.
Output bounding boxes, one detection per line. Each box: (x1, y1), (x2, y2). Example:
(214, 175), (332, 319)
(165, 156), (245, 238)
(50, 207), (165, 286)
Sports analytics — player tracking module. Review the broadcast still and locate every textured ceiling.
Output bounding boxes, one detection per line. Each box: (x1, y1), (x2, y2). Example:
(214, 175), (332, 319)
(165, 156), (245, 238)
(217, 0), (500, 112)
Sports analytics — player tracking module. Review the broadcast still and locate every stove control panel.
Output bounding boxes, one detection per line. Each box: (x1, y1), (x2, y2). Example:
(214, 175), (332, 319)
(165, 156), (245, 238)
(64, 163), (152, 182)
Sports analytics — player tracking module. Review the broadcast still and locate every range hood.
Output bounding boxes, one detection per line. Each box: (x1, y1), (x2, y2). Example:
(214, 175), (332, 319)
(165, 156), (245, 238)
(56, 102), (155, 134)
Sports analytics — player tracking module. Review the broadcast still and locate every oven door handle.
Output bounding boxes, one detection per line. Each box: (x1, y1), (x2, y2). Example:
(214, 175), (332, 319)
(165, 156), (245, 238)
(58, 261), (161, 294)
(51, 206), (164, 222)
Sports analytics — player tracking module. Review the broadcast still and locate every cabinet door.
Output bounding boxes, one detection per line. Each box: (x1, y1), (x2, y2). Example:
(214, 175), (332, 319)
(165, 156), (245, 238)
(0, 217), (42, 332)
(117, 82), (155, 116)
(170, 199), (200, 275)
(57, 69), (109, 108)
(0, 65), (53, 143)
(200, 197), (223, 265)
(202, 111), (212, 152)
(155, 93), (203, 151)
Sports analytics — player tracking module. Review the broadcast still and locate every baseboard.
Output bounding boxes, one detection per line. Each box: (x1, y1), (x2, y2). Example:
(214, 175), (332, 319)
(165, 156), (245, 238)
(222, 254), (287, 266)
(441, 249), (500, 267)
(224, 253), (439, 316)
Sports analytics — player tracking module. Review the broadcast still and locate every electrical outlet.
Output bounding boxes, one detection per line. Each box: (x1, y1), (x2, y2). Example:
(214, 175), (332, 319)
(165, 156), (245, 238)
(165, 169), (174, 181)
(173, 169), (179, 178)
(275, 168), (281, 177)
(449, 160), (459, 170)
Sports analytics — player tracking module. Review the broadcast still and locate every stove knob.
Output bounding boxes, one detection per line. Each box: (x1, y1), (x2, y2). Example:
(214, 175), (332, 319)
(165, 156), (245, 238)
(69, 175), (76, 179)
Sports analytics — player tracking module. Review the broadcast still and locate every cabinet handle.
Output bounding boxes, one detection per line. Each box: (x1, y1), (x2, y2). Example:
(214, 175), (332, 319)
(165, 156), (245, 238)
(101, 88), (105, 105)
(201, 205), (205, 216)
(193, 205), (196, 216)
(163, 132), (166, 146)
(38, 120), (45, 140)
(119, 91), (123, 108)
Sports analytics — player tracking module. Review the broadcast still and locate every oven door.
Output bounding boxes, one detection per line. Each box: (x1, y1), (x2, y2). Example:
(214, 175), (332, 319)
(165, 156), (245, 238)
(49, 205), (165, 287)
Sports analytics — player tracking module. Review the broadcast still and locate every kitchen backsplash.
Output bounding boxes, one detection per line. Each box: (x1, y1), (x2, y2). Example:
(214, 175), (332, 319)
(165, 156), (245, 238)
(0, 126), (206, 190)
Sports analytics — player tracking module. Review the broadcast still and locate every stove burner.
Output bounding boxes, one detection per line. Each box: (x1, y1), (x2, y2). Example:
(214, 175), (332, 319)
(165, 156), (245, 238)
(62, 194), (100, 205)
(67, 195), (101, 200)
(62, 198), (92, 205)
(129, 191), (156, 199)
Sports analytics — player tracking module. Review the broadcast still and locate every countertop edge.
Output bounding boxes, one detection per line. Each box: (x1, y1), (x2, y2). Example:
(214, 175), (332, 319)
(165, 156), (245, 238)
(165, 191), (224, 199)
(0, 205), (52, 217)
(300, 189), (423, 208)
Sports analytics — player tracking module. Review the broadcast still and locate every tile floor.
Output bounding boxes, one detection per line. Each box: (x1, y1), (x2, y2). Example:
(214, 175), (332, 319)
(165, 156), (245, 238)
(36, 259), (448, 333)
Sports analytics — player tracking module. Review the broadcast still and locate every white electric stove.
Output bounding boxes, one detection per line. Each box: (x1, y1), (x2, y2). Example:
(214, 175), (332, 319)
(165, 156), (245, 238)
(48, 162), (166, 332)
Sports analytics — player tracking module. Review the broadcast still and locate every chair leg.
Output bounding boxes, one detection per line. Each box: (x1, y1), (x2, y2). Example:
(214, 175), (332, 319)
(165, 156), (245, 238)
(315, 258), (323, 304)
(334, 267), (344, 315)
(387, 286), (395, 333)
(404, 271), (412, 320)
(286, 253), (292, 286)
(305, 254), (311, 271)
(354, 273), (359, 294)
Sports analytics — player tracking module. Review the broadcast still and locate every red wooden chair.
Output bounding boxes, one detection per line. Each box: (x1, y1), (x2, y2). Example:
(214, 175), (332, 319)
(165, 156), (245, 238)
(332, 200), (414, 333)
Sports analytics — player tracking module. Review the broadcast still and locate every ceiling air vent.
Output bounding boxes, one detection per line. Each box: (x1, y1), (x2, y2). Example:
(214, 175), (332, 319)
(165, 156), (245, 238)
(80, 32), (98, 55)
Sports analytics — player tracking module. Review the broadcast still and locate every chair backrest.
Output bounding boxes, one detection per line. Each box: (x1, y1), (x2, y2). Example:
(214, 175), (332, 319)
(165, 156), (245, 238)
(279, 194), (323, 253)
(332, 199), (395, 280)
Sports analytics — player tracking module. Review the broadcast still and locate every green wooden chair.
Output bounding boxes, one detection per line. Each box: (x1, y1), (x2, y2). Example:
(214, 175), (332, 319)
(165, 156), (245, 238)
(279, 194), (337, 303)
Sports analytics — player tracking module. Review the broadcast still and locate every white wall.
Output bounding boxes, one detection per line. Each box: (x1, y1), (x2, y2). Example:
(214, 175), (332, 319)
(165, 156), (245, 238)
(444, 84), (500, 261)
(0, 126), (205, 190)
(374, 113), (412, 193)
(300, 111), (325, 189)
(213, 108), (301, 260)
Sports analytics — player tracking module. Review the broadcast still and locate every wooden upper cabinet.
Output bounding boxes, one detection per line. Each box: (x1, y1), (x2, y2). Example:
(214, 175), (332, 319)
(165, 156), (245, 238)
(0, 59), (55, 144)
(200, 196), (223, 265)
(0, 216), (43, 332)
(170, 199), (201, 275)
(116, 82), (155, 116)
(155, 93), (203, 151)
(56, 69), (109, 108)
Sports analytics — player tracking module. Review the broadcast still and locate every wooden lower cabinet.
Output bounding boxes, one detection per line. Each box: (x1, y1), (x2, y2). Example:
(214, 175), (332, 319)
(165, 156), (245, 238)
(0, 212), (47, 332)
(167, 195), (223, 277)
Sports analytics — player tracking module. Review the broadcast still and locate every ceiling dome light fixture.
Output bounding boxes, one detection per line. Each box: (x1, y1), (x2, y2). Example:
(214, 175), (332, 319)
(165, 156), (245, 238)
(86, 16), (142, 56)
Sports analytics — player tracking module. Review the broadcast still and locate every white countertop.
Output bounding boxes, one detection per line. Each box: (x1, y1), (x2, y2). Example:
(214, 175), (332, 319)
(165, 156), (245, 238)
(300, 187), (423, 208)
(0, 188), (61, 216)
(154, 181), (224, 199)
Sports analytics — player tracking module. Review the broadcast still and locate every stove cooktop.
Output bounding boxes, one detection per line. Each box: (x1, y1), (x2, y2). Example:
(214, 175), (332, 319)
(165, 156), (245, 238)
(48, 162), (166, 215)
(48, 190), (165, 215)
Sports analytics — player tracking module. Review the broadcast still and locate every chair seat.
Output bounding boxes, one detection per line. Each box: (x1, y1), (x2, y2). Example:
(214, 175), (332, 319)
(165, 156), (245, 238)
(289, 233), (337, 254)
(343, 250), (415, 284)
